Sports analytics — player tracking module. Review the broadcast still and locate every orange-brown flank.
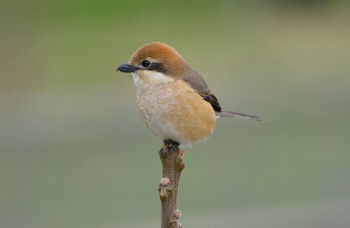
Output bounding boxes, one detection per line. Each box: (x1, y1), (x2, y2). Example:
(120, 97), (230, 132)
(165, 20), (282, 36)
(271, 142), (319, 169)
(136, 79), (216, 147)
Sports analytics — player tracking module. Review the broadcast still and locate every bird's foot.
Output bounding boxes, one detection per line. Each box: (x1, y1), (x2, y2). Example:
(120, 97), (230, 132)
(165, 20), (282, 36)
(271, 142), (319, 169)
(159, 139), (180, 158)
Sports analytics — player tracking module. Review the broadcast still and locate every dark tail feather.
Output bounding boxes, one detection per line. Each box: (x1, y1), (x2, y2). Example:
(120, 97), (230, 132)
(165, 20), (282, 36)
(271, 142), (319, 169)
(216, 111), (262, 121)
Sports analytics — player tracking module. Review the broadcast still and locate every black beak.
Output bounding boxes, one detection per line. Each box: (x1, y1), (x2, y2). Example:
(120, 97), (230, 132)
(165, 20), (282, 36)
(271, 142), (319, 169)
(117, 63), (139, 73)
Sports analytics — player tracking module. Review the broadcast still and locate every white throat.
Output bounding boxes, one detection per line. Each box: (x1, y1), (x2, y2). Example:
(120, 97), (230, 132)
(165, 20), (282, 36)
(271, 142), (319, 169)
(131, 71), (174, 91)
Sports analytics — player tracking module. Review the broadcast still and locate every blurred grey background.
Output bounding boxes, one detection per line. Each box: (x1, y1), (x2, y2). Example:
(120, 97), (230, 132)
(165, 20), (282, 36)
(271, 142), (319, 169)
(1, 0), (350, 227)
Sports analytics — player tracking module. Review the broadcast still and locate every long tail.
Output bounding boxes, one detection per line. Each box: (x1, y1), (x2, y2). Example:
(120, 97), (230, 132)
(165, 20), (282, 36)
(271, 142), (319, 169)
(216, 111), (262, 121)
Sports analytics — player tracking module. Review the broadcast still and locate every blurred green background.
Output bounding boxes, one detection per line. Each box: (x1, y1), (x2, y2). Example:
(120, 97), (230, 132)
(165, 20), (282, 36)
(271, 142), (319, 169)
(1, 0), (350, 227)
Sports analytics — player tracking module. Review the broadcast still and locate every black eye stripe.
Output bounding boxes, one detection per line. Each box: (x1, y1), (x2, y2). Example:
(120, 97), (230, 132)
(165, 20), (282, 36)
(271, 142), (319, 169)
(147, 62), (168, 74)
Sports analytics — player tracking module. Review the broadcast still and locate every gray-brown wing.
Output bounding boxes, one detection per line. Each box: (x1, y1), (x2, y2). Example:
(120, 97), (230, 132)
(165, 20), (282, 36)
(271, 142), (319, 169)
(182, 68), (222, 112)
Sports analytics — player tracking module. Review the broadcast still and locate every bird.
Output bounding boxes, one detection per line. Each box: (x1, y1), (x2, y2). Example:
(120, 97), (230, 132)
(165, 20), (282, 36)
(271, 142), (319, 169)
(116, 42), (260, 151)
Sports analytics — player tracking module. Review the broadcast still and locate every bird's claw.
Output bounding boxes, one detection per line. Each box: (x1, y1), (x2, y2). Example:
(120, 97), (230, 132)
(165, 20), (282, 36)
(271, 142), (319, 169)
(159, 139), (179, 158)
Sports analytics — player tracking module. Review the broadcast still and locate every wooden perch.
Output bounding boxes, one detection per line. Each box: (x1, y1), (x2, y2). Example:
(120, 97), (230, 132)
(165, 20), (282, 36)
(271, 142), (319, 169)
(158, 141), (185, 228)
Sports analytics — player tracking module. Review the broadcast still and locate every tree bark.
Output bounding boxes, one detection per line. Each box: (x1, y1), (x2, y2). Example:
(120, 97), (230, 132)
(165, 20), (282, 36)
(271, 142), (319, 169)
(158, 142), (185, 228)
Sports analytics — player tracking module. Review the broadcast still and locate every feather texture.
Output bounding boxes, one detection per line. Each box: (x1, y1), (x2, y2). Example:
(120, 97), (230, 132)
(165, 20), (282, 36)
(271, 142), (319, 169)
(216, 111), (261, 121)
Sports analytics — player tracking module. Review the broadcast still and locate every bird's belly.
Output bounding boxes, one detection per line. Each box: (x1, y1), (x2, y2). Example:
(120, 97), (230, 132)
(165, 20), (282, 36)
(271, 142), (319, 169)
(136, 81), (216, 147)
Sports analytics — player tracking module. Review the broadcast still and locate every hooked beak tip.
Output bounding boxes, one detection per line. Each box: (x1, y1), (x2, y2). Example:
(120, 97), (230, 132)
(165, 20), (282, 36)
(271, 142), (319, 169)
(117, 63), (138, 73)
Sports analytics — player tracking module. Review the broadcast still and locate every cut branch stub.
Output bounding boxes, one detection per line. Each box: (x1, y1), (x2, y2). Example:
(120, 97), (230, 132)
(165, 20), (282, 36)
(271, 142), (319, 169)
(170, 209), (182, 228)
(159, 177), (171, 200)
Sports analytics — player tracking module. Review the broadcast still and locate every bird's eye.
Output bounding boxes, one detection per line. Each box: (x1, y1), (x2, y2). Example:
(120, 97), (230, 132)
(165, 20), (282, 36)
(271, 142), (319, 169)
(141, 60), (151, 68)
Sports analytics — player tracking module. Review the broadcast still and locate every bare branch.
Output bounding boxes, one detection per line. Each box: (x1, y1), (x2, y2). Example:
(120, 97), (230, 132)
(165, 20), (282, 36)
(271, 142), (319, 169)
(158, 142), (185, 228)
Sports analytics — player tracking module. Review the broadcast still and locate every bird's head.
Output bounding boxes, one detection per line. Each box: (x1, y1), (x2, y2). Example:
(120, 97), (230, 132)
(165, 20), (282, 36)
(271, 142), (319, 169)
(117, 42), (190, 88)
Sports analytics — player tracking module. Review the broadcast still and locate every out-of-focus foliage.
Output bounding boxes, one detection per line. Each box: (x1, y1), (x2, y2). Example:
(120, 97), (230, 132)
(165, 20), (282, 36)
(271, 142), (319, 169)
(1, 1), (349, 227)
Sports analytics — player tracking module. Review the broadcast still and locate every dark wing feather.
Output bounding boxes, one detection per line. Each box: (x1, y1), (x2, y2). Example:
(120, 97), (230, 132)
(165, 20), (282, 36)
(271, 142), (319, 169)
(182, 68), (222, 112)
(200, 92), (222, 112)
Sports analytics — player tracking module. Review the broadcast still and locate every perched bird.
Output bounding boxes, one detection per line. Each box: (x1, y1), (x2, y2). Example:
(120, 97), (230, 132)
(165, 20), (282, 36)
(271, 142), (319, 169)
(117, 42), (260, 149)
